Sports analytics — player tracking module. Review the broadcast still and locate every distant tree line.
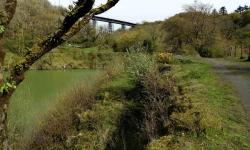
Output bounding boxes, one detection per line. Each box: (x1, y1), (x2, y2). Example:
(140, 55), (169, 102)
(101, 2), (250, 60)
(160, 2), (250, 59)
(6, 0), (250, 60)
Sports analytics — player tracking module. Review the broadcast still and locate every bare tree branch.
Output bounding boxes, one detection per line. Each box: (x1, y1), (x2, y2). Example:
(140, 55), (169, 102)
(0, 0), (121, 149)
(10, 0), (95, 85)
(63, 0), (119, 41)
(9, 0), (120, 86)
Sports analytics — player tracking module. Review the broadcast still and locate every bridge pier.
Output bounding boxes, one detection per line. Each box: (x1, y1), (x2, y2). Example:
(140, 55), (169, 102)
(121, 24), (126, 30)
(108, 22), (113, 33)
(92, 19), (97, 29)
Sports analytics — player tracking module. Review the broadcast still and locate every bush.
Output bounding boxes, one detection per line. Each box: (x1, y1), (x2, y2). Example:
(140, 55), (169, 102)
(111, 28), (156, 53)
(106, 53), (190, 149)
(128, 57), (189, 139)
(157, 52), (174, 64)
(197, 46), (212, 58)
(126, 53), (155, 79)
(195, 42), (225, 58)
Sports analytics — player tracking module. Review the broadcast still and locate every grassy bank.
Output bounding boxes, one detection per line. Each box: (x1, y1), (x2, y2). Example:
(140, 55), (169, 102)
(15, 53), (190, 149)
(148, 57), (250, 149)
(9, 53), (250, 149)
(4, 46), (115, 70)
(8, 69), (101, 147)
(11, 56), (129, 149)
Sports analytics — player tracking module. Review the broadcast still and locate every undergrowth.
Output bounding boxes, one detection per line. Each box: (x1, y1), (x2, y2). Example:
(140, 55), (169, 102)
(14, 54), (249, 150)
(18, 53), (193, 150)
(105, 53), (192, 150)
(13, 56), (126, 150)
(148, 57), (250, 150)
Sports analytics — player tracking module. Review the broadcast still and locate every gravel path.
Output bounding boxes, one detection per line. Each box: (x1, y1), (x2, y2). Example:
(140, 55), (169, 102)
(207, 59), (250, 120)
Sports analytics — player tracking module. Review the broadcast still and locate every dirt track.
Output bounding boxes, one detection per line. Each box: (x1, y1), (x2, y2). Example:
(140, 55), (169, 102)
(208, 59), (250, 120)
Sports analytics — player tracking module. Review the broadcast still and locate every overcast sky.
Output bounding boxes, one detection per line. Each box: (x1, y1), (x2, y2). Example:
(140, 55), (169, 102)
(48, 0), (250, 23)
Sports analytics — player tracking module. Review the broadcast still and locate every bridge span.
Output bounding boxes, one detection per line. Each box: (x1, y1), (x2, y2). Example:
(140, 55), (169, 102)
(92, 16), (137, 32)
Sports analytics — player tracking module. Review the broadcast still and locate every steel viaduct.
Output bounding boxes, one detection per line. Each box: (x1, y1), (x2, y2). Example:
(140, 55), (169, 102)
(92, 16), (137, 32)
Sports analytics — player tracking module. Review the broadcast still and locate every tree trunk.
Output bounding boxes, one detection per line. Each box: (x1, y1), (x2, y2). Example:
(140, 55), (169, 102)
(0, 36), (5, 84)
(0, 95), (11, 150)
(234, 45), (237, 57)
(0, 37), (9, 149)
(247, 46), (250, 61)
(240, 44), (244, 59)
(0, 35), (9, 150)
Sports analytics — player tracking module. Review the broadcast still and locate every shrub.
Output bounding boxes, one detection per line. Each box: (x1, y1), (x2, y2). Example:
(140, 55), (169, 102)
(196, 46), (212, 58)
(125, 53), (156, 81)
(106, 53), (190, 149)
(130, 63), (189, 140)
(111, 28), (156, 53)
(157, 52), (174, 64)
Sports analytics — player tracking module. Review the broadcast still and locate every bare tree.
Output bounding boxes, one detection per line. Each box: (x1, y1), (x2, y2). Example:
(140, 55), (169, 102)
(0, 0), (119, 149)
(183, 1), (212, 14)
(183, 1), (215, 57)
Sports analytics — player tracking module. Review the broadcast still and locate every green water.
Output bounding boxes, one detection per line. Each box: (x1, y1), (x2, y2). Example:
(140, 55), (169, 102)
(8, 69), (100, 138)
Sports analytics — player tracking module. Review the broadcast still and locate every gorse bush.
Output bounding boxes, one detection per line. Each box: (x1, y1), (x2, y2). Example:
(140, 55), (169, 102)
(157, 52), (174, 64)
